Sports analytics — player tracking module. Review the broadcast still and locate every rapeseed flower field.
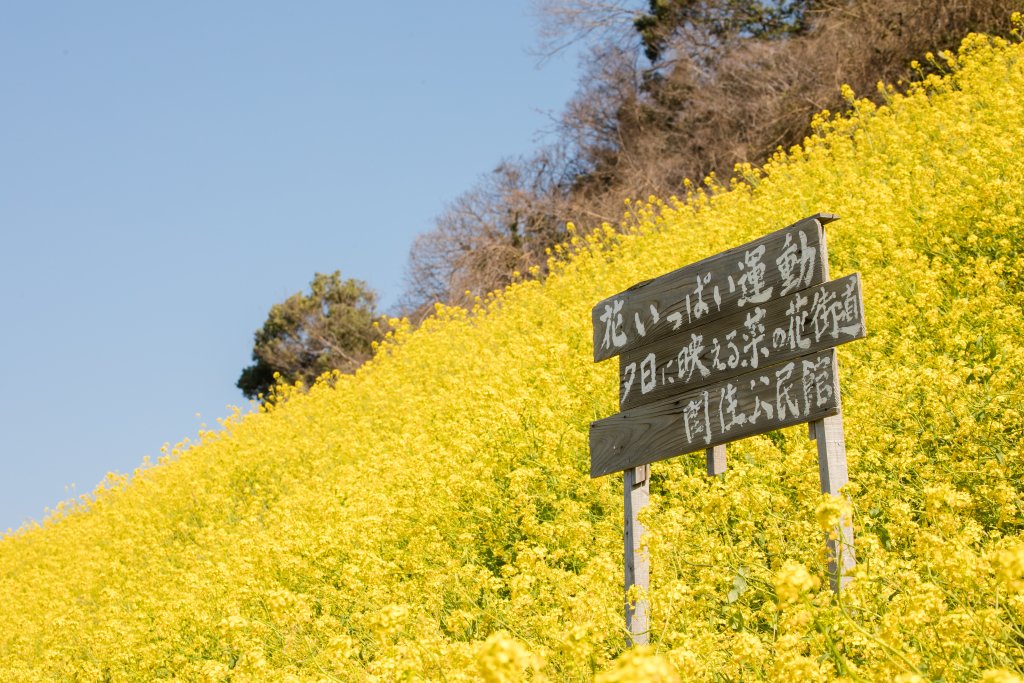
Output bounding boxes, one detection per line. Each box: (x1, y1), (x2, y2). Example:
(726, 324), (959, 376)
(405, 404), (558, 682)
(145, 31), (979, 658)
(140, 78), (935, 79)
(3, 26), (1024, 682)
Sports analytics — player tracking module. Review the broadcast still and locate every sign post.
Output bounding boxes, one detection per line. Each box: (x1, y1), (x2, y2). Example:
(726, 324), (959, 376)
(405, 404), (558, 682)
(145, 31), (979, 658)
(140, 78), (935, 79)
(623, 464), (649, 643)
(589, 214), (864, 642)
(811, 414), (855, 590)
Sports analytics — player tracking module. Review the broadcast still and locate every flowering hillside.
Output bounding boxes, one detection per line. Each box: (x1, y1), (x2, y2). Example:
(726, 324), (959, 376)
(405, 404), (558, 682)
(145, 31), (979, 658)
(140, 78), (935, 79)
(3, 28), (1024, 682)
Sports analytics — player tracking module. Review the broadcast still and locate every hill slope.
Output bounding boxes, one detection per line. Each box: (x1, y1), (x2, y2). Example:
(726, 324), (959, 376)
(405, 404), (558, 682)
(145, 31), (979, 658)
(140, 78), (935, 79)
(3, 30), (1024, 682)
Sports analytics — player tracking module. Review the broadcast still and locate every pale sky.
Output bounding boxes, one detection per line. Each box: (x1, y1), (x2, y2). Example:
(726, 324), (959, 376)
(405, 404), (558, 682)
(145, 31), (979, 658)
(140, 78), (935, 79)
(0, 1), (586, 531)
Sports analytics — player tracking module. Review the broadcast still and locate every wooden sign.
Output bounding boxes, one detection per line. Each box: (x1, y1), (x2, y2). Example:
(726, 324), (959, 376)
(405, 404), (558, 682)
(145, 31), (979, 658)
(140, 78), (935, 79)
(617, 272), (865, 410)
(589, 214), (861, 645)
(592, 214), (833, 363)
(592, 348), (840, 477)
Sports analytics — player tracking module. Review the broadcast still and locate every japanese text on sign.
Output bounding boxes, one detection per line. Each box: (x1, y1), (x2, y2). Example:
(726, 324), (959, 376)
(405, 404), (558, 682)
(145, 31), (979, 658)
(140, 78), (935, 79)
(592, 215), (833, 363)
(590, 349), (840, 478)
(618, 273), (864, 411)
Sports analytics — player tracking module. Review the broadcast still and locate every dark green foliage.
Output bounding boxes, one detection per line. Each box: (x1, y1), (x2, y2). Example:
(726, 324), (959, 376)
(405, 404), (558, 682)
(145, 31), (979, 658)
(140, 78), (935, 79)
(237, 272), (382, 400)
(634, 0), (809, 63)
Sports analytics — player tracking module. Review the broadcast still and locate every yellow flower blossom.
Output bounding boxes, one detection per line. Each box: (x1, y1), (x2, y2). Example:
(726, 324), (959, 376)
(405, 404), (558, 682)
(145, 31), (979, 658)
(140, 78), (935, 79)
(982, 670), (1024, 683)
(595, 646), (680, 683)
(774, 561), (820, 604)
(3, 22), (1024, 682)
(476, 631), (545, 683)
(814, 494), (852, 533)
(996, 544), (1024, 593)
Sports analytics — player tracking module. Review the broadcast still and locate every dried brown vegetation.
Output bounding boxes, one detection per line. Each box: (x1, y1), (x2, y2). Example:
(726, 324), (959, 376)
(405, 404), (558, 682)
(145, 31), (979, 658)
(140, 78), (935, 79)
(399, 0), (1017, 317)
(570, 0), (1015, 211)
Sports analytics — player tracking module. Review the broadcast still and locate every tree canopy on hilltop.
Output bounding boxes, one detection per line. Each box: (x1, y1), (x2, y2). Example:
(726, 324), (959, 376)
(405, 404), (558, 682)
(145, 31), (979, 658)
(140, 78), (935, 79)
(237, 272), (381, 400)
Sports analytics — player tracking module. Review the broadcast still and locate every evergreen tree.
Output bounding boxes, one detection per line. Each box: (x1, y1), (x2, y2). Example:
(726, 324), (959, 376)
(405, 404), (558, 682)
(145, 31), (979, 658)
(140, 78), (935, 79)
(238, 271), (381, 400)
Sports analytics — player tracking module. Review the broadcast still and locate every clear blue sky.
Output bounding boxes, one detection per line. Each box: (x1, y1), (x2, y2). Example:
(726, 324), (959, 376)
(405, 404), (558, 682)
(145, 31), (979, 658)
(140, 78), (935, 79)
(0, 2), (585, 532)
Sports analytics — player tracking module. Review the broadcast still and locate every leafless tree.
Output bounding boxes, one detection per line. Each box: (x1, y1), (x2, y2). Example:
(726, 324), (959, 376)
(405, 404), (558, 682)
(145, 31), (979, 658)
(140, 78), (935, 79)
(401, 0), (1014, 320)
(400, 149), (577, 318)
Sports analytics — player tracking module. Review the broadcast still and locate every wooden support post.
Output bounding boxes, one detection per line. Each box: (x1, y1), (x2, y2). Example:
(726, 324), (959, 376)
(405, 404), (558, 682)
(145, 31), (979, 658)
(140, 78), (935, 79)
(624, 464), (650, 645)
(706, 445), (726, 476)
(809, 414), (855, 591)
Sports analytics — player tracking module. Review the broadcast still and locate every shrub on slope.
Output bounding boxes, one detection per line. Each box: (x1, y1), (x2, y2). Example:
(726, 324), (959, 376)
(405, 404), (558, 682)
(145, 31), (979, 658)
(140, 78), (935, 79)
(2, 28), (1024, 682)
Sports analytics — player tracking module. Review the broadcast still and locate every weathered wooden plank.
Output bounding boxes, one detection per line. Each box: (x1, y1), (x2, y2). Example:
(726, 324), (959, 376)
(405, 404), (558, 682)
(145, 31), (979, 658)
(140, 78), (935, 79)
(617, 273), (865, 411)
(590, 349), (840, 478)
(811, 414), (856, 590)
(706, 444), (727, 476)
(592, 213), (837, 362)
(623, 466), (649, 645)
